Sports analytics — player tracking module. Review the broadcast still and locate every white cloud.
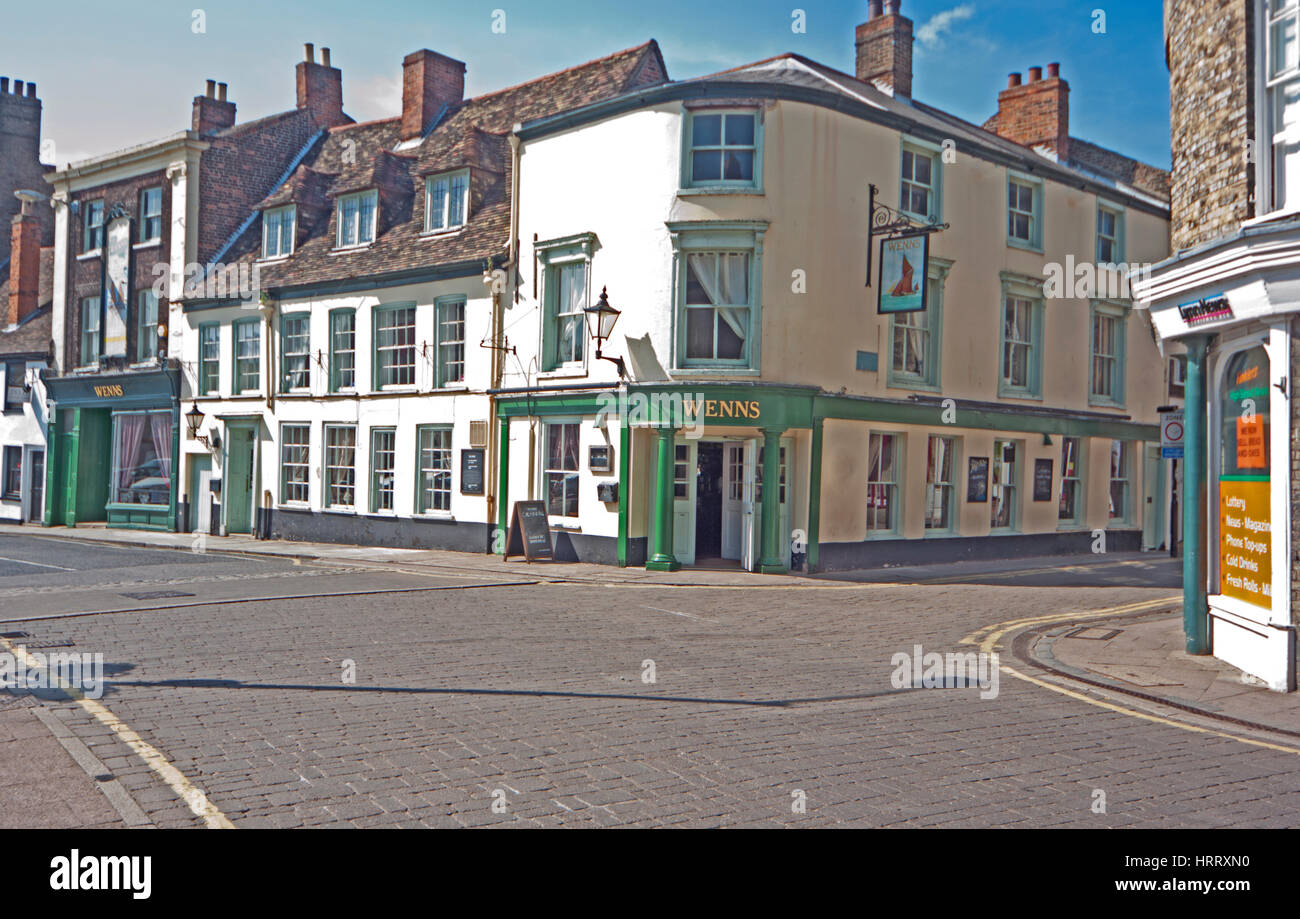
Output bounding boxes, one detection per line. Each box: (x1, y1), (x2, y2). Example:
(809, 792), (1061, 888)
(347, 73), (402, 123)
(916, 4), (977, 51)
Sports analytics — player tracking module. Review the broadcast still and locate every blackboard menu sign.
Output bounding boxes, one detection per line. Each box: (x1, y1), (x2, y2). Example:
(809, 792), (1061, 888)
(966, 457), (989, 503)
(1032, 458), (1054, 502)
(505, 500), (553, 561)
(460, 449), (485, 495)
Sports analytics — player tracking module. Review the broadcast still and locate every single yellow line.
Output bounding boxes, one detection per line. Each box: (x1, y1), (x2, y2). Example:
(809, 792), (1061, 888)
(1, 636), (234, 829)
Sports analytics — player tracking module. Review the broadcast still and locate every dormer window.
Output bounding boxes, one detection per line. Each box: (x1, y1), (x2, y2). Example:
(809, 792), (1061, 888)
(336, 191), (377, 248)
(262, 205), (296, 259)
(425, 170), (469, 232)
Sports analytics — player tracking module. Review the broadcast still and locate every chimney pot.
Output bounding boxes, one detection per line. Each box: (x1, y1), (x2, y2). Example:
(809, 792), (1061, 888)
(1028, 65), (1042, 83)
(304, 42), (315, 63)
(321, 47), (331, 67)
(0, 78), (8, 94)
(205, 79), (216, 98)
(883, 0), (901, 14)
(868, 0), (883, 17)
(1008, 72), (1022, 88)
(1046, 62), (1060, 78)
(13, 81), (22, 96)
(218, 82), (228, 102)
(25, 82), (35, 98)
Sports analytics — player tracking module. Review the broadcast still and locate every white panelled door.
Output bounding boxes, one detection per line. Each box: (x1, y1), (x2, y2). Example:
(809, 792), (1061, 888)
(672, 439), (697, 567)
(721, 442), (745, 559)
(740, 438), (760, 571)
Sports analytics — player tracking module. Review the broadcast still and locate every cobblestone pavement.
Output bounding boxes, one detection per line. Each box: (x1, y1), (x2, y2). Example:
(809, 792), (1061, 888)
(4, 541), (1298, 829)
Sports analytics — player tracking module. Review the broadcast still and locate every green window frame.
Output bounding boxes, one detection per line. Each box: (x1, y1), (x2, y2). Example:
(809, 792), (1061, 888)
(1089, 301), (1127, 407)
(435, 296), (466, 386)
(328, 308), (356, 392)
(232, 318), (261, 394)
(1108, 440), (1132, 524)
(136, 289), (159, 362)
(1006, 172), (1044, 251)
(263, 205), (296, 258)
(681, 108), (763, 192)
(998, 273), (1045, 399)
(198, 322), (220, 394)
(668, 221), (767, 372)
(280, 313), (311, 392)
(324, 424), (357, 509)
(866, 431), (902, 536)
(1096, 201), (1124, 263)
(924, 435), (958, 533)
(280, 423), (310, 505)
(415, 425), (452, 515)
(82, 199), (104, 253)
(899, 138), (942, 223)
(139, 187), (163, 243)
(1058, 436), (1084, 527)
(372, 304), (416, 389)
(887, 257), (951, 390)
(79, 296), (101, 367)
(536, 233), (597, 373)
(990, 439), (1020, 531)
(425, 170), (469, 232)
(370, 427), (396, 513)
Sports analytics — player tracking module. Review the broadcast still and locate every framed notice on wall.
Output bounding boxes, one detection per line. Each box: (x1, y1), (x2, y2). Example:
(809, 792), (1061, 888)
(966, 457), (989, 503)
(877, 232), (929, 314)
(460, 449), (485, 495)
(1033, 459), (1054, 502)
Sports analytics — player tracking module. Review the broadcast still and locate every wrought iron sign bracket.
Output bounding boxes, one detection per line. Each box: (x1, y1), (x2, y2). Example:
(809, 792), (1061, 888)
(866, 183), (949, 287)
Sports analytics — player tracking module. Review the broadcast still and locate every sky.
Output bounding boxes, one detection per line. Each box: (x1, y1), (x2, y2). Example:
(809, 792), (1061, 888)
(0, 0), (1171, 170)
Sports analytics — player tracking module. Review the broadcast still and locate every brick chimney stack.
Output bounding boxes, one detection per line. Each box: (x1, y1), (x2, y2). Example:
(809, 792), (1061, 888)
(8, 191), (43, 327)
(855, 0), (913, 98)
(297, 43), (348, 129)
(192, 79), (236, 135)
(0, 76), (47, 267)
(985, 62), (1070, 160)
(401, 49), (466, 141)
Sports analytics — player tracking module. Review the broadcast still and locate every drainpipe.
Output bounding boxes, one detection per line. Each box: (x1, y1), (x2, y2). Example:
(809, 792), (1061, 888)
(258, 292), (276, 411)
(1182, 336), (1210, 654)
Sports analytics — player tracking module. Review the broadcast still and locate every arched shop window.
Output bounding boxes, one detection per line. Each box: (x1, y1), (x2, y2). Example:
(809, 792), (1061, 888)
(1217, 345), (1271, 610)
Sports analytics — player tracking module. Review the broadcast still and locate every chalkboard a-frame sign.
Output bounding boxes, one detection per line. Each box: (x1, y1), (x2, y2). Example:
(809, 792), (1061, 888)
(504, 500), (554, 561)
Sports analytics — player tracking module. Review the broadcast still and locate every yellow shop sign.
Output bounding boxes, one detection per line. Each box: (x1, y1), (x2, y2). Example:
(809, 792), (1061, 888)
(682, 398), (761, 421)
(1219, 479), (1271, 610)
(92, 384), (124, 398)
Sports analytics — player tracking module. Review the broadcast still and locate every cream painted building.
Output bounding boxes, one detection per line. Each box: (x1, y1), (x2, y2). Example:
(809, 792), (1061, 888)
(494, 3), (1172, 572)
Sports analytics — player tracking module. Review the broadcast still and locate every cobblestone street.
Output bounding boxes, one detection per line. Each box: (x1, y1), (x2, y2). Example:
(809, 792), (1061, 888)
(2, 532), (1296, 828)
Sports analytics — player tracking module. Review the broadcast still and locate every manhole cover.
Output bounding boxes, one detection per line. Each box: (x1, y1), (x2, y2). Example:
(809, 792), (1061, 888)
(1068, 626), (1123, 641)
(119, 590), (196, 600)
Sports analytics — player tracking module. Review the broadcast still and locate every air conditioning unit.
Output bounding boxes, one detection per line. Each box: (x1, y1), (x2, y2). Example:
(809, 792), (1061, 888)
(469, 420), (489, 448)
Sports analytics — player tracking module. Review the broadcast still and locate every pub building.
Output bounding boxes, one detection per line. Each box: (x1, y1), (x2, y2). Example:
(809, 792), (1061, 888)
(41, 66), (338, 532)
(495, 2), (1173, 572)
(1129, 0), (1300, 691)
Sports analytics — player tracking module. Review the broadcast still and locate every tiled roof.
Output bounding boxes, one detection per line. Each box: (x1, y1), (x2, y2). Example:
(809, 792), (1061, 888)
(0, 246), (55, 357)
(191, 40), (668, 298)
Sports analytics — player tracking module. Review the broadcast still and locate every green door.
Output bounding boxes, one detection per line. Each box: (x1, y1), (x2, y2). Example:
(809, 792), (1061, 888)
(224, 425), (255, 535)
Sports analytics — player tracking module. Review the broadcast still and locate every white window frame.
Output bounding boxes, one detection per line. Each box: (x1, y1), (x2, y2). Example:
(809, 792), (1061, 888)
(424, 170), (469, 233)
(370, 427), (397, 514)
(1260, 0), (1300, 215)
(79, 296), (100, 367)
(415, 425), (453, 515)
(373, 304), (416, 390)
(262, 205), (296, 259)
(323, 424), (357, 510)
(682, 108), (762, 191)
(136, 289), (159, 362)
(335, 190), (378, 249)
(435, 296), (466, 386)
(866, 431), (902, 537)
(280, 423), (310, 505)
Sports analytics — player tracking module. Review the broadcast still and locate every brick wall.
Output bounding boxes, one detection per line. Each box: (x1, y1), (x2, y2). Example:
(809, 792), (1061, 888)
(1167, 0), (1253, 252)
(64, 170), (170, 367)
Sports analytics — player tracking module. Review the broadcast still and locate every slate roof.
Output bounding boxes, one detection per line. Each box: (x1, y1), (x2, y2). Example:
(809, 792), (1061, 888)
(192, 40), (669, 299)
(684, 54), (1170, 207)
(0, 246), (55, 358)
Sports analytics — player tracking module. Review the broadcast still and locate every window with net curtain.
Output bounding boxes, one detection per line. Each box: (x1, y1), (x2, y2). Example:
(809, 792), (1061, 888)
(684, 252), (749, 363)
(111, 411), (172, 506)
(549, 262), (587, 368)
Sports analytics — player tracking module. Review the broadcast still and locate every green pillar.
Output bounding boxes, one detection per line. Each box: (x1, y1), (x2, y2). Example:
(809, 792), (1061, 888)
(806, 418), (824, 573)
(495, 416), (510, 554)
(759, 427), (785, 573)
(1183, 336), (1210, 655)
(616, 417), (630, 567)
(64, 407), (81, 527)
(646, 426), (679, 572)
(42, 407), (58, 527)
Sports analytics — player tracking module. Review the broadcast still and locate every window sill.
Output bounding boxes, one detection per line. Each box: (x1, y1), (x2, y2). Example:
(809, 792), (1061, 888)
(329, 243), (375, 255)
(886, 377), (941, 393)
(1087, 397), (1126, 411)
(1006, 238), (1044, 255)
(670, 366), (760, 377)
(677, 186), (764, 197)
(376, 385), (418, 394)
(996, 389), (1043, 403)
(433, 384), (469, 393)
(132, 240), (162, 251)
(277, 502), (311, 511)
(258, 254), (292, 264)
(73, 365), (101, 374)
(414, 512), (456, 523)
(921, 529), (960, 538)
(76, 250), (102, 262)
(864, 531), (901, 541)
(548, 520), (582, 532)
(421, 226), (467, 239)
(321, 507), (358, 516)
(538, 368), (587, 380)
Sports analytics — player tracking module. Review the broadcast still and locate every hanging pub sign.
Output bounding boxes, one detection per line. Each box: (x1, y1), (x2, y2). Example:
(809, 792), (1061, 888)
(877, 233), (929, 314)
(103, 205), (132, 359)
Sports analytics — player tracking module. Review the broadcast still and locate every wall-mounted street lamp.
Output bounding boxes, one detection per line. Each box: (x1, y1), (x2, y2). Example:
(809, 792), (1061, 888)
(185, 402), (205, 439)
(584, 286), (626, 379)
